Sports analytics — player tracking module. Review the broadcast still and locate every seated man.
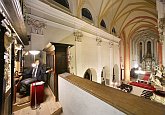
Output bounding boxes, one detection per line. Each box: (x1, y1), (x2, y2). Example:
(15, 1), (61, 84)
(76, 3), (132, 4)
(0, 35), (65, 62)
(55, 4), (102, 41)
(19, 59), (45, 96)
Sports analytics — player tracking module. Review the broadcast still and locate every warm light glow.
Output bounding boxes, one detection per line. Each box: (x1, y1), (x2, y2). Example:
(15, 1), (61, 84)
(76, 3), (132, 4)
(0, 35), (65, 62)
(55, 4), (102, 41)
(138, 67), (142, 70)
(31, 63), (36, 67)
(135, 70), (145, 74)
(24, 51), (29, 55)
(134, 63), (139, 68)
(4, 55), (8, 59)
(29, 50), (40, 55)
(15, 44), (22, 50)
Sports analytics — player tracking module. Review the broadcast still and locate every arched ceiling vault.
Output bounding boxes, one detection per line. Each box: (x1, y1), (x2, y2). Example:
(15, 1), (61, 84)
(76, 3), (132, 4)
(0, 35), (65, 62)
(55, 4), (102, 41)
(128, 24), (158, 40)
(77, 0), (158, 41)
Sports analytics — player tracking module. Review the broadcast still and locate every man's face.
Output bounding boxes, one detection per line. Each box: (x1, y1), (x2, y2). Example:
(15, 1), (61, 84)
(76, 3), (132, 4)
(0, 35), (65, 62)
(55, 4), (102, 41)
(35, 60), (40, 66)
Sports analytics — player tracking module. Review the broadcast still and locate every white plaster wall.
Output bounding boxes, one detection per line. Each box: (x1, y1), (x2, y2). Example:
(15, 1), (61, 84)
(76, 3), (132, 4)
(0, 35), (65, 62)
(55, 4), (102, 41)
(59, 77), (125, 115)
(30, 33), (45, 50)
(60, 35), (116, 83)
(28, 22), (120, 84)
(81, 35), (98, 77)
(101, 42), (110, 69)
(25, 0), (121, 84)
(44, 25), (73, 45)
(101, 41), (110, 80)
(113, 44), (121, 85)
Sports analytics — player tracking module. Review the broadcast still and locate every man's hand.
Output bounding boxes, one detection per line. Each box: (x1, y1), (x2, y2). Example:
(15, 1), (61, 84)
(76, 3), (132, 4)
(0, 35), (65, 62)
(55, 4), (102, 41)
(46, 68), (53, 73)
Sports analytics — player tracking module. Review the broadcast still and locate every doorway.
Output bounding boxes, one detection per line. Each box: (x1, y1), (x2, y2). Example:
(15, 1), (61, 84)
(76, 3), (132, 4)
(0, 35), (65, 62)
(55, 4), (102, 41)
(84, 68), (97, 82)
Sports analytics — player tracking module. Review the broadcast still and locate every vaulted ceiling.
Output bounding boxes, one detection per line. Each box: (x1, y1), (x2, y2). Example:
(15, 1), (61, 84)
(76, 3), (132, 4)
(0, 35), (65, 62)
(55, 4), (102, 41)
(1, 0), (158, 45)
(76, 0), (158, 41)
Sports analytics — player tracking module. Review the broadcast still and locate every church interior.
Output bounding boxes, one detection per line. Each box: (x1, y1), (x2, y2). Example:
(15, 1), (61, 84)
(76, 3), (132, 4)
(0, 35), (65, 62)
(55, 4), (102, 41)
(0, 0), (165, 115)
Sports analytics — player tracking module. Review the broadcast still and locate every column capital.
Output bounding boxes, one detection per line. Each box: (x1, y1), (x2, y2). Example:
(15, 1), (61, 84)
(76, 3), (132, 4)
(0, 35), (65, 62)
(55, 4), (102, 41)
(96, 37), (102, 46)
(109, 41), (114, 48)
(73, 31), (83, 42)
(159, 18), (165, 32)
(159, 33), (165, 44)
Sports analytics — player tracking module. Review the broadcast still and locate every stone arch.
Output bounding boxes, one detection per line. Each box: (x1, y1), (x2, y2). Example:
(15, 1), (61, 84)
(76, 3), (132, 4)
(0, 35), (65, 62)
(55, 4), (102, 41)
(112, 64), (119, 83)
(84, 68), (97, 82)
(101, 66), (110, 85)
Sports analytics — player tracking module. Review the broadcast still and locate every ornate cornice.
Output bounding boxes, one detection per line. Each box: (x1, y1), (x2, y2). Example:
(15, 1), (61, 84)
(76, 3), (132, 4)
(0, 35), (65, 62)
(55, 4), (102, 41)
(25, 0), (120, 42)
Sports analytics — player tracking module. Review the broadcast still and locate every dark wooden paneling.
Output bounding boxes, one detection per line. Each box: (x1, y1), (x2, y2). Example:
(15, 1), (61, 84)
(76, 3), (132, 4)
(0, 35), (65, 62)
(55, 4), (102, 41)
(44, 42), (73, 101)
(0, 14), (7, 115)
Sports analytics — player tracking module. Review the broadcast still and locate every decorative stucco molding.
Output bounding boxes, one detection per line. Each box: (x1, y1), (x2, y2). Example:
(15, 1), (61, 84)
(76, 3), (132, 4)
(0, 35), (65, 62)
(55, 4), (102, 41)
(109, 41), (114, 48)
(158, 18), (165, 43)
(73, 31), (83, 42)
(25, 0), (120, 43)
(159, 18), (165, 32)
(26, 16), (46, 35)
(96, 37), (102, 46)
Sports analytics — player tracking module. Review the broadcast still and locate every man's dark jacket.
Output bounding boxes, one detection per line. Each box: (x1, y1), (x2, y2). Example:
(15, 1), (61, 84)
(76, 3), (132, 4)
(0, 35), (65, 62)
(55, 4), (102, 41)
(23, 64), (45, 81)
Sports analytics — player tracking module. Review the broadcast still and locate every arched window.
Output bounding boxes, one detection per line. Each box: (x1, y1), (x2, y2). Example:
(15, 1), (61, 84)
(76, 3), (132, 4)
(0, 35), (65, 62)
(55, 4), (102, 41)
(100, 19), (106, 28)
(147, 41), (151, 55)
(139, 42), (143, 63)
(82, 8), (93, 21)
(54, 0), (69, 9)
(112, 27), (116, 34)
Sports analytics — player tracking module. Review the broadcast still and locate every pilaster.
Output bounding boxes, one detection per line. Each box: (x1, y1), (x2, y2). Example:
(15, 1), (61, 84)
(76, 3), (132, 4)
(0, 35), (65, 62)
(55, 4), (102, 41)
(73, 31), (83, 76)
(109, 41), (114, 86)
(124, 39), (130, 82)
(96, 37), (102, 83)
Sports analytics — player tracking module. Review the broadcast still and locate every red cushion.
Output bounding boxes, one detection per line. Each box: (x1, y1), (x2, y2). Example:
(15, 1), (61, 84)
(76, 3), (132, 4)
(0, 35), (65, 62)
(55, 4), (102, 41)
(130, 82), (156, 91)
(142, 73), (150, 81)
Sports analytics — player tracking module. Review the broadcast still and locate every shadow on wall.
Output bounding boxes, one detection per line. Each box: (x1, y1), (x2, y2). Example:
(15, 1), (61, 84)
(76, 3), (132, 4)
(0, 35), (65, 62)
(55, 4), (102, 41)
(83, 68), (97, 82)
